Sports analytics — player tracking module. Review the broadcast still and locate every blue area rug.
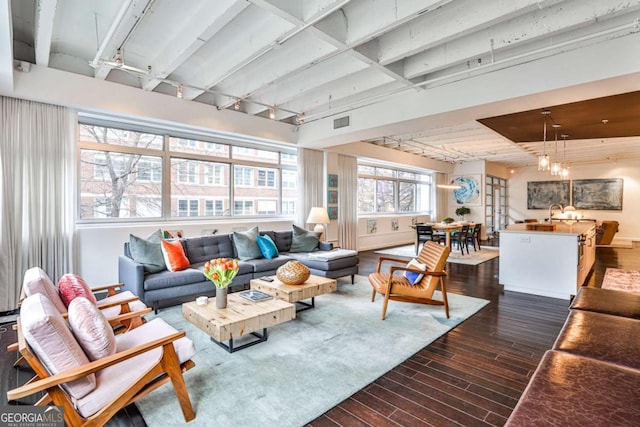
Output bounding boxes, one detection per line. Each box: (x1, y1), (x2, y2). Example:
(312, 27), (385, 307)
(136, 277), (489, 426)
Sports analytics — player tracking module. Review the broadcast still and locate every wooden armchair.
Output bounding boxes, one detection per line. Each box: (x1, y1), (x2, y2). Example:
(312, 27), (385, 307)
(369, 241), (451, 320)
(22, 267), (147, 328)
(7, 294), (196, 426)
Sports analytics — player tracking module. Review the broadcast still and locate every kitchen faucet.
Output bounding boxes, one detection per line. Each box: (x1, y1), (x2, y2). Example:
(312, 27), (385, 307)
(548, 203), (564, 223)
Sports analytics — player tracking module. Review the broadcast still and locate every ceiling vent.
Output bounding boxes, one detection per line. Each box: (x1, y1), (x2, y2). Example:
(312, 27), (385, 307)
(333, 116), (350, 129)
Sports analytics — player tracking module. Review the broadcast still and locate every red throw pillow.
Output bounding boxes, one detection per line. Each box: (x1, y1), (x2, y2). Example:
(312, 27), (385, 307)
(58, 274), (98, 307)
(161, 240), (191, 272)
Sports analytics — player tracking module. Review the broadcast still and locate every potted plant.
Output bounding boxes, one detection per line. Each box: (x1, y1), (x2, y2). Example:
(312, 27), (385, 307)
(442, 217), (455, 224)
(455, 206), (471, 220)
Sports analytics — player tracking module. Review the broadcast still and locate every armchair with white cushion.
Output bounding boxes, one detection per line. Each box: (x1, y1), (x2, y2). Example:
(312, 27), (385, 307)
(7, 293), (196, 426)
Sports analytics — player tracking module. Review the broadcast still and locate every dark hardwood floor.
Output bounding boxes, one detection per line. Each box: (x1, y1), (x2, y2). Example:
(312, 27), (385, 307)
(2, 241), (637, 426)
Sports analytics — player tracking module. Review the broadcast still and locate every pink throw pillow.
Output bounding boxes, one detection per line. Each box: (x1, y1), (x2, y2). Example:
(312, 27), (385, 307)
(58, 274), (98, 307)
(68, 297), (117, 361)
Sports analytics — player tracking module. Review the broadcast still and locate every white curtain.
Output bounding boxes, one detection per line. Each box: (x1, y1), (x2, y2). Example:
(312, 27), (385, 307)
(338, 154), (357, 250)
(297, 148), (325, 228)
(436, 172), (449, 222)
(0, 96), (76, 312)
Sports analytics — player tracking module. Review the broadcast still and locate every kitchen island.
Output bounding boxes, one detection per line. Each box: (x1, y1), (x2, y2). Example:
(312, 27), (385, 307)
(499, 222), (596, 300)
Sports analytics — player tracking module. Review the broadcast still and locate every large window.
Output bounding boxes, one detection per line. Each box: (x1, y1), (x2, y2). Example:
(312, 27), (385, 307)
(78, 121), (297, 221)
(357, 163), (433, 214)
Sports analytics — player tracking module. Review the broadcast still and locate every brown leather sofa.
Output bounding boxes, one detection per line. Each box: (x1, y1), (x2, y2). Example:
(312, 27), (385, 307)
(505, 287), (640, 426)
(595, 220), (619, 245)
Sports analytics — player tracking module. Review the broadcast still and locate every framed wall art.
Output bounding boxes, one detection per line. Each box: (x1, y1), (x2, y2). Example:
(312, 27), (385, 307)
(572, 178), (623, 210)
(527, 180), (570, 209)
(391, 218), (399, 231)
(327, 190), (338, 204)
(367, 219), (377, 234)
(328, 174), (338, 188)
(450, 175), (481, 206)
(328, 207), (338, 220)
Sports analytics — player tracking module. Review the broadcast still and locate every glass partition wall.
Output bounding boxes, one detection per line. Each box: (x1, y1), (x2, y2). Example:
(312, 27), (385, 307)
(485, 176), (508, 239)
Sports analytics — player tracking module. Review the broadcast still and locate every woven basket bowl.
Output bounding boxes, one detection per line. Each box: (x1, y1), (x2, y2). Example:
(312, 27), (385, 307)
(276, 261), (310, 285)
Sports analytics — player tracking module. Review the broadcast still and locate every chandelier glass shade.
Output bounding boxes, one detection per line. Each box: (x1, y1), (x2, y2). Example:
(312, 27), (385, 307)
(537, 110), (551, 171)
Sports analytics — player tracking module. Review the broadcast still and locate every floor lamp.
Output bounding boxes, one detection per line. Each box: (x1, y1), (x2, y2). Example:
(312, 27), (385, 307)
(306, 207), (330, 241)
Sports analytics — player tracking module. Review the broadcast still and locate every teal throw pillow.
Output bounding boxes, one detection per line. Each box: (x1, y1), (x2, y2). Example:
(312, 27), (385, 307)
(232, 227), (263, 261)
(256, 234), (279, 259)
(129, 229), (166, 273)
(289, 224), (321, 253)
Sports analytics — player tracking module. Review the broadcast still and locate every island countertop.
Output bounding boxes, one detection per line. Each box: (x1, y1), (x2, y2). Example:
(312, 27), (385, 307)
(501, 222), (595, 236)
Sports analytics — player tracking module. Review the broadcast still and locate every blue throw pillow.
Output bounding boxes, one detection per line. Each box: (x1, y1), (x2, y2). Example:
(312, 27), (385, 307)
(403, 258), (426, 285)
(256, 234), (279, 259)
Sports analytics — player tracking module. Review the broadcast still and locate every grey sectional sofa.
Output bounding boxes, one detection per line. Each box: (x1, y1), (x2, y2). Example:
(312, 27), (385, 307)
(118, 230), (358, 312)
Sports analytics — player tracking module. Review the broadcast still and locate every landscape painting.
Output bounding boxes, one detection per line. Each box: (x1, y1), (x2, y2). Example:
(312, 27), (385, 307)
(527, 181), (570, 209)
(572, 178), (623, 210)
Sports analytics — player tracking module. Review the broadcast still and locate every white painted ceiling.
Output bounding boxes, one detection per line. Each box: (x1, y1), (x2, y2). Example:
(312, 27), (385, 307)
(9, 0), (640, 169)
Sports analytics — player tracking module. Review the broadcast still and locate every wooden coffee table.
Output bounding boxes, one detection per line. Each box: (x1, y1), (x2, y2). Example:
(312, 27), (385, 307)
(182, 293), (295, 353)
(250, 274), (337, 312)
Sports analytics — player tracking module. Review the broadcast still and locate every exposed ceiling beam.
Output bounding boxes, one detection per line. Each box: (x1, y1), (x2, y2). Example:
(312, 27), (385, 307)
(142, 0), (249, 91)
(218, 0), (435, 112)
(180, 0), (351, 101)
(375, 0), (563, 66)
(33, 0), (58, 66)
(0, 0), (13, 92)
(404, 0), (640, 79)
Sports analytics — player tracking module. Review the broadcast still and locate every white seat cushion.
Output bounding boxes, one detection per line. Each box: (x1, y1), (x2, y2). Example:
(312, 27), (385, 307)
(116, 318), (195, 365)
(97, 291), (147, 318)
(75, 318), (195, 418)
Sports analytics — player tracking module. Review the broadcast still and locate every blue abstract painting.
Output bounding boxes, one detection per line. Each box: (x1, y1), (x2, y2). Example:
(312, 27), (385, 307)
(451, 175), (481, 206)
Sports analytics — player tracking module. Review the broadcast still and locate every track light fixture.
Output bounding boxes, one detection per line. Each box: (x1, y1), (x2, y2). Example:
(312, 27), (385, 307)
(269, 106), (276, 120)
(176, 84), (183, 99)
(234, 99), (241, 110)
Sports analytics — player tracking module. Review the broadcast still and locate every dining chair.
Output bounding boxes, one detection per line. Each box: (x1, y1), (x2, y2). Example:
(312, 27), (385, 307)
(450, 224), (470, 255)
(466, 223), (482, 252)
(415, 224), (435, 255)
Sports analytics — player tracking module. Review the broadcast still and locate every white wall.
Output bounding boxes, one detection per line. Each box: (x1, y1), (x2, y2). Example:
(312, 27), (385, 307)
(357, 214), (431, 252)
(509, 160), (640, 242)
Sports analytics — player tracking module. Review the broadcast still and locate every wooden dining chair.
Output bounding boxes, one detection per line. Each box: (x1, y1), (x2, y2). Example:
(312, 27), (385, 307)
(369, 241), (451, 319)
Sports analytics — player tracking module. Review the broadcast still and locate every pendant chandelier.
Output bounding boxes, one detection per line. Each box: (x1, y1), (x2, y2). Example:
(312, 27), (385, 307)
(537, 110), (551, 171)
(550, 124), (562, 176)
(560, 134), (570, 179)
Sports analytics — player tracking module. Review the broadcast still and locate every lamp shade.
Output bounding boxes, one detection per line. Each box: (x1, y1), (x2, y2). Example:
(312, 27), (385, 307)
(306, 207), (330, 225)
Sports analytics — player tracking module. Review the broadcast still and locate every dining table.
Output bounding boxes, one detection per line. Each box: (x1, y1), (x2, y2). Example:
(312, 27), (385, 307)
(411, 222), (470, 251)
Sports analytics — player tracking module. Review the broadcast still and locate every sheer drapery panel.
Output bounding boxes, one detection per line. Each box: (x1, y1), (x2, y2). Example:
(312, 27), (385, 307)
(0, 96), (75, 312)
(338, 154), (357, 250)
(297, 148), (325, 228)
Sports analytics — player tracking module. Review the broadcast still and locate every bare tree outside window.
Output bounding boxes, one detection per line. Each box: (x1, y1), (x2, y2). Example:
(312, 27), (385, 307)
(79, 125), (163, 218)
